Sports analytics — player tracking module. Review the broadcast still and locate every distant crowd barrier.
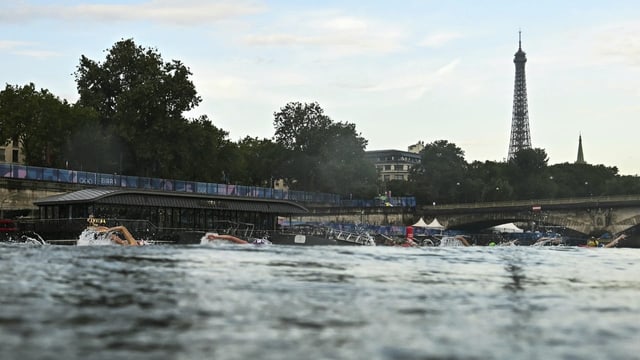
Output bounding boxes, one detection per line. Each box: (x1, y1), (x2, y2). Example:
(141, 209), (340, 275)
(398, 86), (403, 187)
(339, 197), (417, 208)
(0, 163), (415, 208)
(0, 163), (339, 204)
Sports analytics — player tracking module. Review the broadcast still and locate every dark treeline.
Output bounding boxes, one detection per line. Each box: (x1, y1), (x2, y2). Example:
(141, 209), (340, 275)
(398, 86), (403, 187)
(394, 140), (640, 205)
(0, 39), (638, 204)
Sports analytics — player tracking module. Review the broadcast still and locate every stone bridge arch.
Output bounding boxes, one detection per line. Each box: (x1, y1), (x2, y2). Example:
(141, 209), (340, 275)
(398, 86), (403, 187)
(421, 195), (640, 236)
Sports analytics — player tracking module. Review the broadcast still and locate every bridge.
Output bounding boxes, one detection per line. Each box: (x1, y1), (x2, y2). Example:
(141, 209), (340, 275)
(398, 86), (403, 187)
(4, 168), (640, 238)
(300, 194), (640, 237)
(420, 195), (640, 236)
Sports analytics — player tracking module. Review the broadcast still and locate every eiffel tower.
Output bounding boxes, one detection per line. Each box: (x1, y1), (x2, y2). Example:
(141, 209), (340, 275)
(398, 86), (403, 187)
(507, 31), (532, 160)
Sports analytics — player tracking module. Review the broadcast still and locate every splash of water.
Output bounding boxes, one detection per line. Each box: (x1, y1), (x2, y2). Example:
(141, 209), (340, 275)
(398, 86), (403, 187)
(200, 232), (272, 246)
(77, 228), (113, 246)
(6, 232), (47, 245)
(200, 232), (216, 245)
(439, 236), (465, 247)
(250, 237), (272, 246)
(20, 233), (47, 245)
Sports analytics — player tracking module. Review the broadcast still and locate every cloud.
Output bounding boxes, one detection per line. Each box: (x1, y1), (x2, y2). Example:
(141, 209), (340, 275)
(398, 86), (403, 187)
(594, 22), (640, 67)
(0, 0), (266, 25)
(12, 50), (63, 58)
(343, 58), (461, 100)
(0, 40), (32, 50)
(419, 31), (462, 47)
(0, 40), (61, 58)
(243, 13), (404, 56)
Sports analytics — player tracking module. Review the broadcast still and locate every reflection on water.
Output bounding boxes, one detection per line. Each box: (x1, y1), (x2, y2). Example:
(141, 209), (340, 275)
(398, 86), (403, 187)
(0, 244), (639, 360)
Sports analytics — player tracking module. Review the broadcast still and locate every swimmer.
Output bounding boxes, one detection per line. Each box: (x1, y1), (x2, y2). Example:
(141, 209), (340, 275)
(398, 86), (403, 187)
(455, 235), (472, 247)
(604, 234), (627, 248)
(400, 238), (418, 247)
(93, 225), (140, 246)
(533, 237), (564, 246)
(204, 232), (248, 245)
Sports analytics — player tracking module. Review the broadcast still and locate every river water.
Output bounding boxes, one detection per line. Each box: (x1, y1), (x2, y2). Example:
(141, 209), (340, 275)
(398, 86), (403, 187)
(1, 243), (639, 360)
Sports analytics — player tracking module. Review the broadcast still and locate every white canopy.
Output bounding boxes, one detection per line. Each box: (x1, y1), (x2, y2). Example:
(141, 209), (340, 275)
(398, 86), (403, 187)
(412, 217), (429, 227)
(426, 218), (445, 230)
(490, 223), (524, 233)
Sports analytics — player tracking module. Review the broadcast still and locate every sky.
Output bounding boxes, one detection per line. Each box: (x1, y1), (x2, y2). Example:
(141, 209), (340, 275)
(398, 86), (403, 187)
(1, 0), (640, 174)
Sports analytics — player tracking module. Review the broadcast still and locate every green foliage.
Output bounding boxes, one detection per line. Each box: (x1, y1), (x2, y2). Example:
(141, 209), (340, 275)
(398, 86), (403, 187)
(174, 116), (231, 182)
(507, 148), (552, 199)
(410, 140), (467, 204)
(273, 102), (332, 153)
(62, 104), (112, 172)
(3, 37), (640, 205)
(407, 141), (637, 204)
(0, 83), (82, 167)
(235, 137), (288, 187)
(272, 102), (377, 197)
(74, 38), (203, 177)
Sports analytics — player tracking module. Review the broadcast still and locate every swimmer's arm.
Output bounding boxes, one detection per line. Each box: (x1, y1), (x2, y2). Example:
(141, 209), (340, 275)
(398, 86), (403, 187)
(456, 235), (471, 246)
(111, 235), (127, 245)
(207, 234), (248, 244)
(605, 234), (626, 248)
(108, 226), (138, 246)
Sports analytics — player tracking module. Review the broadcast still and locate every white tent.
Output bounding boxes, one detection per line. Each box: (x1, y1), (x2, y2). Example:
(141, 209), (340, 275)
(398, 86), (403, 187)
(412, 217), (429, 228)
(490, 223), (524, 233)
(426, 218), (445, 230)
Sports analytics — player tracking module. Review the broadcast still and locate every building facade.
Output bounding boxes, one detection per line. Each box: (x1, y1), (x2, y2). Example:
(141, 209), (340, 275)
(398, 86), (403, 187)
(0, 138), (24, 164)
(365, 143), (422, 182)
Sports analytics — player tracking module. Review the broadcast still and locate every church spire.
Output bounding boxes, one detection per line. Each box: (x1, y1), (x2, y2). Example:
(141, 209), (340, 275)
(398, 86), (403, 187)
(576, 134), (586, 164)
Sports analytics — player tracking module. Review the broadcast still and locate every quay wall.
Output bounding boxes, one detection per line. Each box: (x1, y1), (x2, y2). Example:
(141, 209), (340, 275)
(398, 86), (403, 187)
(295, 207), (417, 225)
(0, 179), (77, 217)
(0, 179), (416, 225)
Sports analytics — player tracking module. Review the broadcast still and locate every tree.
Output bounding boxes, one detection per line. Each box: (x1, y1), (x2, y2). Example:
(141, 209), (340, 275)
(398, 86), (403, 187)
(0, 83), (81, 167)
(174, 116), (231, 182)
(548, 162), (618, 198)
(74, 38), (201, 177)
(410, 140), (467, 204)
(235, 137), (288, 187)
(273, 102), (332, 153)
(465, 160), (511, 202)
(272, 102), (376, 196)
(507, 148), (551, 199)
(315, 122), (377, 196)
(61, 104), (107, 172)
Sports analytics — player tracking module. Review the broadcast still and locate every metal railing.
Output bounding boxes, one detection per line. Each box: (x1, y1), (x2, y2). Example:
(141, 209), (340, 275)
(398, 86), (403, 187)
(0, 162), (340, 204)
(0, 162), (417, 208)
(425, 194), (640, 211)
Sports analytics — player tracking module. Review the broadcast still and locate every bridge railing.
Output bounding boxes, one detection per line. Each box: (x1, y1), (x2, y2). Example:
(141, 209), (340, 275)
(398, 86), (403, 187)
(427, 194), (640, 211)
(0, 162), (341, 205)
(0, 162), (417, 208)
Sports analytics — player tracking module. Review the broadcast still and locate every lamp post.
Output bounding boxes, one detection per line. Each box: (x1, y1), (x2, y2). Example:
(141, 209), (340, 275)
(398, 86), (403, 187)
(584, 181), (591, 197)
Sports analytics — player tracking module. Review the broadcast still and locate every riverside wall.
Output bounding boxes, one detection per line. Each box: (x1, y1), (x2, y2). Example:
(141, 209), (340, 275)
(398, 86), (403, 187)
(0, 178), (79, 218)
(294, 206), (417, 225)
(0, 178), (417, 225)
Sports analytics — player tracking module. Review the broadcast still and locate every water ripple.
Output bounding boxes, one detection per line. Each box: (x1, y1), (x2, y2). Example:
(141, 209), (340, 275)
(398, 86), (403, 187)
(0, 243), (639, 360)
